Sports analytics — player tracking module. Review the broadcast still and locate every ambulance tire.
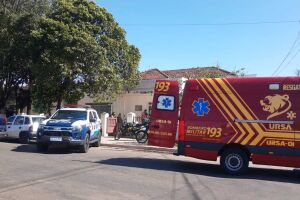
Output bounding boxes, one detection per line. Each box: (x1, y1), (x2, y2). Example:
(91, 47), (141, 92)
(220, 148), (249, 175)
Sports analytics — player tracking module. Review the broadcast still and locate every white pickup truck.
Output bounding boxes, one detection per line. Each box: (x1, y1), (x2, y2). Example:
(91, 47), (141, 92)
(1, 114), (46, 143)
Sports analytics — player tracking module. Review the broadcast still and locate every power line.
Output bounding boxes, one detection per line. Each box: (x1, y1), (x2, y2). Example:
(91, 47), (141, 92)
(285, 47), (300, 67)
(272, 31), (300, 76)
(122, 20), (300, 27)
(277, 47), (300, 75)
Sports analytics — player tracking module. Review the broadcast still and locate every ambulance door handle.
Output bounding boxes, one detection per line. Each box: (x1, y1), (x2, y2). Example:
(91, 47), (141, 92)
(151, 125), (160, 129)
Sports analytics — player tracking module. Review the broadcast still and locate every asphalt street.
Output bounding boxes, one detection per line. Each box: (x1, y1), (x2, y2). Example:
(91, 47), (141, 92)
(0, 140), (299, 200)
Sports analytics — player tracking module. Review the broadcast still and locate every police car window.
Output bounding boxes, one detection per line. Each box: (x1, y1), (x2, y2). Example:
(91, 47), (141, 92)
(93, 111), (98, 119)
(89, 112), (93, 121)
(156, 95), (175, 111)
(52, 110), (87, 120)
(24, 117), (30, 125)
(14, 116), (24, 125)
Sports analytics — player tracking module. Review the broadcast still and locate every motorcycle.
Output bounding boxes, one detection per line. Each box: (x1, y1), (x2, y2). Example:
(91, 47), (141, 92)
(114, 121), (149, 143)
(134, 121), (149, 143)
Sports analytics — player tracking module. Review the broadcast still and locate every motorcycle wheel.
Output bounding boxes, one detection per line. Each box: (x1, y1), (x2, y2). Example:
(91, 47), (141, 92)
(135, 130), (148, 143)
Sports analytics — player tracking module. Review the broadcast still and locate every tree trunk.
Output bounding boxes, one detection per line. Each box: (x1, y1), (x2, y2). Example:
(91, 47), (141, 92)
(26, 102), (31, 114)
(26, 79), (33, 114)
(56, 96), (62, 110)
(15, 87), (19, 114)
(0, 95), (5, 111)
(47, 108), (51, 117)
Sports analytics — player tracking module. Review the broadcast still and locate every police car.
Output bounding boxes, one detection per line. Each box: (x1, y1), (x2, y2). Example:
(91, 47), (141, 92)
(36, 106), (101, 153)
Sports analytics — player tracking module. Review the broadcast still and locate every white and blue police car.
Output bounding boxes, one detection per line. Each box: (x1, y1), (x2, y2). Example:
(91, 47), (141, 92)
(36, 106), (101, 153)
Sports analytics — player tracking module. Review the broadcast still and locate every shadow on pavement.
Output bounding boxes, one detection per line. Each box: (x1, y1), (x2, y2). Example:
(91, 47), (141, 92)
(97, 157), (300, 184)
(11, 144), (73, 154)
(0, 138), (22, 144)
(0, 138), (36, 144)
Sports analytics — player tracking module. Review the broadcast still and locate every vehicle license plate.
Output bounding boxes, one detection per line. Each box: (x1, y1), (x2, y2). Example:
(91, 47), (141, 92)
(50, 136), (62, 142)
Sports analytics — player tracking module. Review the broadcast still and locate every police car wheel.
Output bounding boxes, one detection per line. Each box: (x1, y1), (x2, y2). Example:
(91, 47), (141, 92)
(80, 134), (90, 153)
(93, 133), (101, 147)
(220, 148), (249, 175)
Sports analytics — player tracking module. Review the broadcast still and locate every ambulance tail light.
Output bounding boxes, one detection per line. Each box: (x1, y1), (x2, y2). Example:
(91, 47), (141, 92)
(178, 120), (185, 141)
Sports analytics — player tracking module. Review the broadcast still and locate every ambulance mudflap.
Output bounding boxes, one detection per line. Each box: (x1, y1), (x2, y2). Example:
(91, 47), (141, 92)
(148, 80), (179, 148)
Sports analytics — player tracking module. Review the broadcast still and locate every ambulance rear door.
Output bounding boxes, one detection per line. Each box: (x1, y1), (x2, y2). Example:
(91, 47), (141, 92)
(148, 80), (179, 148)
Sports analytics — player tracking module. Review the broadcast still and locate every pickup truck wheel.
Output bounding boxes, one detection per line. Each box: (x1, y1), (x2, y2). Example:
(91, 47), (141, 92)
(220, 148), (249, 175)
(80, 134), (90, 153)
(36, 143), (48, 152)
(19, 132), (29, 144)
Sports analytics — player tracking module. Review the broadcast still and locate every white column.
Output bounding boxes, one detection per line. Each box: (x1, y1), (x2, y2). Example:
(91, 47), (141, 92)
(101, 112), (109, 137)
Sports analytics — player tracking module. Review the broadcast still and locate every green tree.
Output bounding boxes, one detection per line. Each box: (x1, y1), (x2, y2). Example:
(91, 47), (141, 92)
(32, 0), (140, 112)
(232, 67), (246, 77)
(0, 0), (50, 113)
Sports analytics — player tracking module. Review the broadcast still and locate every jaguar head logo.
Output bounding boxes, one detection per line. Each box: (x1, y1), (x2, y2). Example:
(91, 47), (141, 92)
(260, 94), (291, 120)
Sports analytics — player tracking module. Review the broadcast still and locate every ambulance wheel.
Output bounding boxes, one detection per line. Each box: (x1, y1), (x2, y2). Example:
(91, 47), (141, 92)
(220, 148), (249, 175)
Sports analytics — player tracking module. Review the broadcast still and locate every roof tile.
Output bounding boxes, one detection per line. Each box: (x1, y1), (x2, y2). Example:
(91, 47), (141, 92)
(140, 66), (234, 80)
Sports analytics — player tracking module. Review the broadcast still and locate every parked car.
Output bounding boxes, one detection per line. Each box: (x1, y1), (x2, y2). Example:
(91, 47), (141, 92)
(5, 114), (46, 143)
(36, 106), (101, 153)
(0, 114), (7, 138)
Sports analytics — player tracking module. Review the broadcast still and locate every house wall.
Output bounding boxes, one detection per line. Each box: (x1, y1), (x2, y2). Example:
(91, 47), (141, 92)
(75, 91), (153, 120)
(77, 95), (94, 105)
(76, 78), (185, 119)
(111, 92), (153, 119)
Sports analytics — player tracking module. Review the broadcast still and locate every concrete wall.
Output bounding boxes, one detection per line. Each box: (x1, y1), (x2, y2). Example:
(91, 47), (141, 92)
(111, 92), (153, 118)
(77, 95), (94, 105)
(75, 92), (153, 119)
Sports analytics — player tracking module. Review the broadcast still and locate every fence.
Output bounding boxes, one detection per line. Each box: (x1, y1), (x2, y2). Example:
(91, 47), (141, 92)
(107, 117), (117, 135)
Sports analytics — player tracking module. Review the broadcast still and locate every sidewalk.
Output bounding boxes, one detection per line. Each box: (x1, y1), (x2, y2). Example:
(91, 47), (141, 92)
(101, 136), (176, 154)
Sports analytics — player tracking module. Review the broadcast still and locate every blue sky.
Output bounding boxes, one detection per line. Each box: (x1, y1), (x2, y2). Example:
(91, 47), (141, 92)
(96, 0), (300, 76)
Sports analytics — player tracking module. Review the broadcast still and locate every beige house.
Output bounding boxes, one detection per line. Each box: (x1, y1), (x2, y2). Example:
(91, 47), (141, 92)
(77, 66), (234, 120)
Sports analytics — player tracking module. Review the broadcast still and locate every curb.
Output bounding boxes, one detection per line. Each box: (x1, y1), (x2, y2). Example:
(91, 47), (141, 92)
(101, 143), (175, 154)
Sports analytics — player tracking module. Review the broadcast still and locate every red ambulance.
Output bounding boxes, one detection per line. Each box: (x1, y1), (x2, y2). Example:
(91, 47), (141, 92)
(148, 77), (300, 174)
